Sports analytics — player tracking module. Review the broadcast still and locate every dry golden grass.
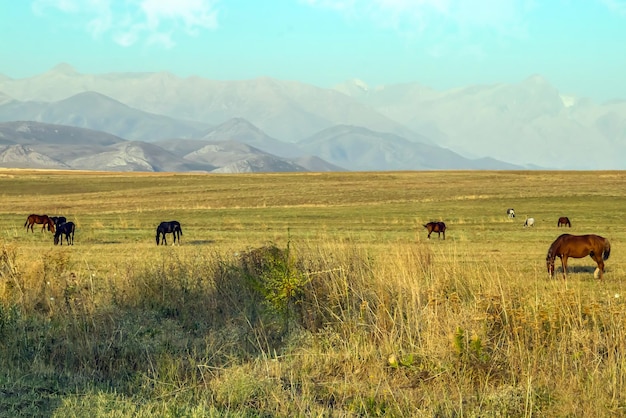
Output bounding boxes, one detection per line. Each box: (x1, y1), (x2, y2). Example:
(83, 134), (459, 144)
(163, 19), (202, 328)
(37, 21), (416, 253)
(0, 169), (625, 417)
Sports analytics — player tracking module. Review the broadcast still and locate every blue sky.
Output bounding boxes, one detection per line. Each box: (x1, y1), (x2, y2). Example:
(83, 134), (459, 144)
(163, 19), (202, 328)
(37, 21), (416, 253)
(1, 0), (625, 101)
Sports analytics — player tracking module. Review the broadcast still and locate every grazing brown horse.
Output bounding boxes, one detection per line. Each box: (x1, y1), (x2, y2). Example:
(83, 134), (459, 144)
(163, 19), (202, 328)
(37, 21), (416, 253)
(546, 234), (610, 280)
(423, 221), (446, 240)
(24, 214), (55, 233)
(557, 217), (571, 227)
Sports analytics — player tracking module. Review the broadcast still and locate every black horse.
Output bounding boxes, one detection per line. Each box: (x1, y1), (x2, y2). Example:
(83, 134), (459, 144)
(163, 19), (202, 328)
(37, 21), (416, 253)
(50, 216), (67, 229)
(156, 221), (183, 245)
(54, 221), (75, 245)
(506, 208), (515, 218)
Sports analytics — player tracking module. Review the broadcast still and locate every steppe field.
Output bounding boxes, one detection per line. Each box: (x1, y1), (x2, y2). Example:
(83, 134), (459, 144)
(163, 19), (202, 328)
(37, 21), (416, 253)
(1, 169), (626, 417)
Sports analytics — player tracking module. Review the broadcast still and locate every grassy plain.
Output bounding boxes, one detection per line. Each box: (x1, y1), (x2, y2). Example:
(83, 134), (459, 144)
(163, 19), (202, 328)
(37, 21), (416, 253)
(0, 169), (625, 417)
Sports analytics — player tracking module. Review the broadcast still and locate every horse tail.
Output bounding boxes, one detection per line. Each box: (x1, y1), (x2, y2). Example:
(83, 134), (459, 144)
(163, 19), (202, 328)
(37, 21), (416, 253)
(603, 239), (611, 261)
(179, 225), (183, 235)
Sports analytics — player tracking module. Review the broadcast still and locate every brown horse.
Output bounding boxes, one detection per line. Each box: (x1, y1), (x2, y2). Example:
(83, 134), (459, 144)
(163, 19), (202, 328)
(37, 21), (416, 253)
(557, 217), (571, 227)
(24, 214), (55, 233)
(423, 221), (446, 240)
(546, 234), (610, 280)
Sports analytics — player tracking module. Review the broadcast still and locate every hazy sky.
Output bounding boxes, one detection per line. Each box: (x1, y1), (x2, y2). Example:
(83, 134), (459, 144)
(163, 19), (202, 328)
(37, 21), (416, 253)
(1, 0), (625, 101)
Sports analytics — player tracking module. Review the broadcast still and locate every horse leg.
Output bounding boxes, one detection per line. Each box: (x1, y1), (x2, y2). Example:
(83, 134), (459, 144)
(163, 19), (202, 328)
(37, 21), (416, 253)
(560, 256), (568, 280)
(596, 260), (604, 279)
(592, 254), (605, 279)
(442, 230), (446, 240)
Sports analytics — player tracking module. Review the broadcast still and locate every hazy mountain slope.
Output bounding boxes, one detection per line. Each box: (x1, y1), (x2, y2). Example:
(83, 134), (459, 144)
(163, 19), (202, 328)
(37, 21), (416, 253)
(154, 137), (343, 172)
(336, 76), (625, 169)
(0, 144), (70, 169)
(0, 121), (315, 173)
(211, 155), (308, 174)
(69, 141), (215, 172)
(198, 118), (304, 158)
(5, 66), (624, 169)
(152, 138), (212, 158)
(299, 125), (522, 171)
(0, 91), (13, 105)
(183, 140), (312, 173)
(0, 65), (425, 142)
(0, 92), (210, 141)
(0, 121), (125, 146)
(292, 155), (347, 172)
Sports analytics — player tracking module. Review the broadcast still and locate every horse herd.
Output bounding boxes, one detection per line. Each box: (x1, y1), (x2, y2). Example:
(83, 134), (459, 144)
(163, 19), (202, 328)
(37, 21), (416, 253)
(25, 209), (610, 280)
(23, 214), (183, 247)
(24, 214), (75, 246)
(423, 208), (612, 280)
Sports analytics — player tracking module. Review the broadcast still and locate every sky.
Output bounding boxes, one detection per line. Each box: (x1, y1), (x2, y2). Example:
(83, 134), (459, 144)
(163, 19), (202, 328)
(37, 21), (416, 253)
(1, 0), (625, 102)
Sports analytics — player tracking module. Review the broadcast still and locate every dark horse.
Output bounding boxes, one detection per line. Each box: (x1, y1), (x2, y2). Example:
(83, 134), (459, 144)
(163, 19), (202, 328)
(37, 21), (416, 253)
(507, 208), (515, 218)
(546, 234), (610, 280)
(156, 221), (183, 245)
(24, 214), (55, 233)
(557, 217), (571, 227)
(50, 216), (67, 229)
(54, 222), (75, 246)
(423, 221), (446, 240)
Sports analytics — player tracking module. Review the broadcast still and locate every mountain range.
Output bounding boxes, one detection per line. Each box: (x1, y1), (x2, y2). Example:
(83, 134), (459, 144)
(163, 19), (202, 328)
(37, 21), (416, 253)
(0, 63), (623, 172)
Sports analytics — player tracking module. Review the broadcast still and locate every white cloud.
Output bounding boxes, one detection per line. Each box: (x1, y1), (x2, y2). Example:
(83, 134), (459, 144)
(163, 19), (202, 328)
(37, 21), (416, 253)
(302, 0), (536, 61)
(303, 0), (535, 38)
(600, 0), (626, 15)
(31, 0), (220, 48)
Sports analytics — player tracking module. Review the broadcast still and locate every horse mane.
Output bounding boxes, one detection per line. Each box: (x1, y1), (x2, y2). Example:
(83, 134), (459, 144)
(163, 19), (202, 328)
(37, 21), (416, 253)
(546, 233), (569, 261)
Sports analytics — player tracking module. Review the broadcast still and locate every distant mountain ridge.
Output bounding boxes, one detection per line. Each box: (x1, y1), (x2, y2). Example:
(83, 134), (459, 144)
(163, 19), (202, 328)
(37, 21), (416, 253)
(333, 76), (626, 169)
(2, 64), (622, 169)
(0, 64), (423, 143)
(0, 91), (210, 141)
(0, 121), (341, 173)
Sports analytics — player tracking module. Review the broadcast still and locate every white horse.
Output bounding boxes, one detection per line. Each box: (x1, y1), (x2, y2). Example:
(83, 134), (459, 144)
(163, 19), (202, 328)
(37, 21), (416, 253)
(507, 208), (515, 218)
(524, 217), (535, 227)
